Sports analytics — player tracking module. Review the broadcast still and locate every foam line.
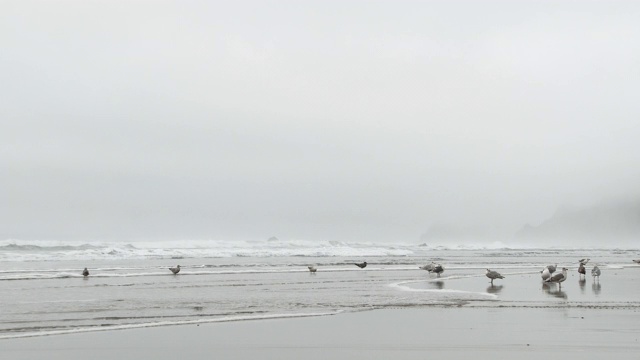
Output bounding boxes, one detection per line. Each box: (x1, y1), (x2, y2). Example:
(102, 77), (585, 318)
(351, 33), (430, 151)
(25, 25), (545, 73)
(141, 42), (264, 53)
(0, 311), (343, 340)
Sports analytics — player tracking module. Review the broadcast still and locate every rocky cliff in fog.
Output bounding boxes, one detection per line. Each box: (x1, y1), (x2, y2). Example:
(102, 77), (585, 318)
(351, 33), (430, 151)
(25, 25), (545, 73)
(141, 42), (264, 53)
(515, 199), (640, 245)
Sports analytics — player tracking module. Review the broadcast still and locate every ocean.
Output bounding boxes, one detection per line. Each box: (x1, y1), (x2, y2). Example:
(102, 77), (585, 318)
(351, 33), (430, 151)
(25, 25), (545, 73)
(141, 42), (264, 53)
(1, 239), (639, 339)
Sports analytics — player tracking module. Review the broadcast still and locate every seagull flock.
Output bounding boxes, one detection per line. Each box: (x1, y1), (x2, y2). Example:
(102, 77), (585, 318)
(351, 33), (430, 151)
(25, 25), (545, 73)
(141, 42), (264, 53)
(77, 258), (640, 284)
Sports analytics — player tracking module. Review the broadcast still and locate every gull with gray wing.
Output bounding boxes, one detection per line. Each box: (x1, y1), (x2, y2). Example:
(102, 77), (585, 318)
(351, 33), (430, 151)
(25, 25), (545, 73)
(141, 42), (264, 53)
(419, 263), (435, 272)
(431, 264), (444, 277)
(485, 269), (504, 285)
(591, 265), (601, 282)
(578, 263), (586, 279)
(545, 267), (568, 289)
(169, 265), (181, 274)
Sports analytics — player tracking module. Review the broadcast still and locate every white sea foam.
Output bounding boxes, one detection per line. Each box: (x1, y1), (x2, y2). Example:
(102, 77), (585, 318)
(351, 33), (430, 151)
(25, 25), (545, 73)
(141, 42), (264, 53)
(5, 238), (635, 262)
(389, 279), (498, 300)
(0, 311), (343, 340)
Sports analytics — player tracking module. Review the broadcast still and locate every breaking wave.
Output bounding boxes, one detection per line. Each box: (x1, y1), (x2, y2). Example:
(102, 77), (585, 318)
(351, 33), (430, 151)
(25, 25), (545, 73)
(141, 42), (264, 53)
(1, 239), (638, 262)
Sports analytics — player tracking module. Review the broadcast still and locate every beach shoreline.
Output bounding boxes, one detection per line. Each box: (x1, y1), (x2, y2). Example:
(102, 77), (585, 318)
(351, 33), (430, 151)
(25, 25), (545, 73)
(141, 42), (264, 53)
(2, 306), (639, 360)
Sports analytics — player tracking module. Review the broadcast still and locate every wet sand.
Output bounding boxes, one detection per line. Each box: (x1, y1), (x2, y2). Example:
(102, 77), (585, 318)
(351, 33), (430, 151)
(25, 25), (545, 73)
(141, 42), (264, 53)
(2, 306), (639, 360)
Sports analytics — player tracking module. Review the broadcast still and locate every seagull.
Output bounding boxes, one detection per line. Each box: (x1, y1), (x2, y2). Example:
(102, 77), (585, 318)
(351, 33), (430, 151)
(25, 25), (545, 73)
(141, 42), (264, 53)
(545, 267), (568, 289)
(546, 264), (558, 274)
(308, 266), (317, 273)
(633, 260), (640, 264)
(579, 258), (590, 265)
(354, 262), (367, 269)
(431, 264), (444, 277)
(591, 265), (601, 281)
(82, 268), (89, 277)
(578, 263), (586, 279)
(419, 263), (435, 272)
(485, 269), (504, 285)
(541, 267), (551, 281)
(169, 265), (181, 274)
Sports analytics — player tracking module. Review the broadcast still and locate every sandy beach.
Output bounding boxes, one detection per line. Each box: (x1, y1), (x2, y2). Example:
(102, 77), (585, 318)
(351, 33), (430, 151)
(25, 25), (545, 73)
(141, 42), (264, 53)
(2, 306), (639, 360)
(2, 247), (639, 359)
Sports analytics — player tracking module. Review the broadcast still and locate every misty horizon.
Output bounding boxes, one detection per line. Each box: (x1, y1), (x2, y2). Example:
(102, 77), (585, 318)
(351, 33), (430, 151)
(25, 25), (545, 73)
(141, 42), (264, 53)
(2, 1), (640, 243)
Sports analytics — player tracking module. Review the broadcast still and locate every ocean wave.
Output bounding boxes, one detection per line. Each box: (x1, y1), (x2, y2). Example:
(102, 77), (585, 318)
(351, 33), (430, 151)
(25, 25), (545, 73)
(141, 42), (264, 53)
(1, 239), (638, 262)
(0, 239), (419, 261)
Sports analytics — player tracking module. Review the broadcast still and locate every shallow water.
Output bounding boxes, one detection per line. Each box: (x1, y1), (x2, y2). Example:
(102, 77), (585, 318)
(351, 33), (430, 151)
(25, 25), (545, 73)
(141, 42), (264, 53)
(1, 244), (639, 339)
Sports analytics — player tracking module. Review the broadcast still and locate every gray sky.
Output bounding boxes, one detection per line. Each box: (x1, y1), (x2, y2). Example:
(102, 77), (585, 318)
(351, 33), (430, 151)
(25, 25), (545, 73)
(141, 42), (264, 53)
(2, 0), (639, 242)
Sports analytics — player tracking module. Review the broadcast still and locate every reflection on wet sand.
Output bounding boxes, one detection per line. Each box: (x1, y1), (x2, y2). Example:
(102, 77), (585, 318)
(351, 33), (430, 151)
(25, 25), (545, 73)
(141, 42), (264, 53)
(579, 278), (586, 293)
(486, 285), (503, 294)
(592, 282), (602, 295)
(542, 283), (567, 299)
(431, 281), (444, 290)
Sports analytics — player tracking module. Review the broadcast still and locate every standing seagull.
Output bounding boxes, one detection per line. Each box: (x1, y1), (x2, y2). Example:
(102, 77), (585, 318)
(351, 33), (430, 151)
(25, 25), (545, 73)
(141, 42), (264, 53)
(591, 265), (601, 281)
(169, 265), (181, 274)
(579, 258), (590, 265)
(541, 267), (551, 281)
(578, 263), (586, 279)
(354, 262), (367, 269)
(485, 269), (504, 285)
(546, 267), (568, 289)
(82, 268), (89, 277)
(308, 266), (317, 273)
(431, 264), (444, 277)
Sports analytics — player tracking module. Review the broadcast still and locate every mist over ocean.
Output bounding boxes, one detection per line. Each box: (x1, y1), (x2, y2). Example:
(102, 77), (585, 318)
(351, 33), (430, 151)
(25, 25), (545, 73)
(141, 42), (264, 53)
(3, 0), (640, 352)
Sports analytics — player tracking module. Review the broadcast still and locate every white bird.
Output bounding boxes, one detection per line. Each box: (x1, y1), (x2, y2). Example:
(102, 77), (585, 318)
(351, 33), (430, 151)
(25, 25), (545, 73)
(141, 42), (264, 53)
(169, 265), (181, 274)
(579, 258), (590, 265)
(485, 269), (504, 285)
(545, 267), (568, 289)
(308, 266), (317, 273)
(591, 265), (601, 281)
(541, 267), (551, 281)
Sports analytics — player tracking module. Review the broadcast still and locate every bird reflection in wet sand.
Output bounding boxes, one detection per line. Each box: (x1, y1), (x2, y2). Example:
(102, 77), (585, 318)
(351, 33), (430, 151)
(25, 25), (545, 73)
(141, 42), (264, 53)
(486, 285), (503, 294)
(542, 283), (567, 299)
(579, 278), (586, 293)
(592, 282), (602, 295)
(430, 281), (444, 290)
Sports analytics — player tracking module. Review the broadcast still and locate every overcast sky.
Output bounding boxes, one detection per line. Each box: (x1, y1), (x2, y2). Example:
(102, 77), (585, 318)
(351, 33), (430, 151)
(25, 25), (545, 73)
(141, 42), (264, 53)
(1, 0), (639, 242)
